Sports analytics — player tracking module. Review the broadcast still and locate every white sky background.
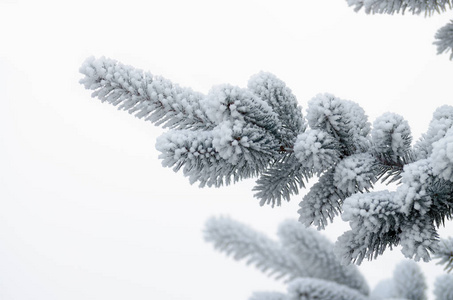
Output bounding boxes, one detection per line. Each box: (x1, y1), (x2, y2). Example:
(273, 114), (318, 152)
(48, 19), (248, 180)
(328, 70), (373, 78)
(1, 0), (452, 299)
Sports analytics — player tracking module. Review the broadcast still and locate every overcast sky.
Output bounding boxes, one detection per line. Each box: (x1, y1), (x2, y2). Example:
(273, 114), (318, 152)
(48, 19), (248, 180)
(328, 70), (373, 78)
(1, 0), (452, 299)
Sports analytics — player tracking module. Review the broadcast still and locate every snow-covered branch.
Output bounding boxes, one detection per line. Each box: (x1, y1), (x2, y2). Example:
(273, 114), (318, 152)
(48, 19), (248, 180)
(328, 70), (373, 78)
(79, 56), (213, 130)
(80, 57), (453, 265)
(435, 20), (453, 59)
(347, 0), (452, 15)
(346, 0), (453, 60)
(205, 218), (453, 300)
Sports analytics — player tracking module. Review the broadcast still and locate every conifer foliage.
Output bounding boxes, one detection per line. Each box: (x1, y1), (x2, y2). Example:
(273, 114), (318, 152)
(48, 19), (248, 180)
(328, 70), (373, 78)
(434, 237), (453, 272)
(204, 217), (453, 300)
(345, 0), (453, 59)
(80, 56), (453, 266)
